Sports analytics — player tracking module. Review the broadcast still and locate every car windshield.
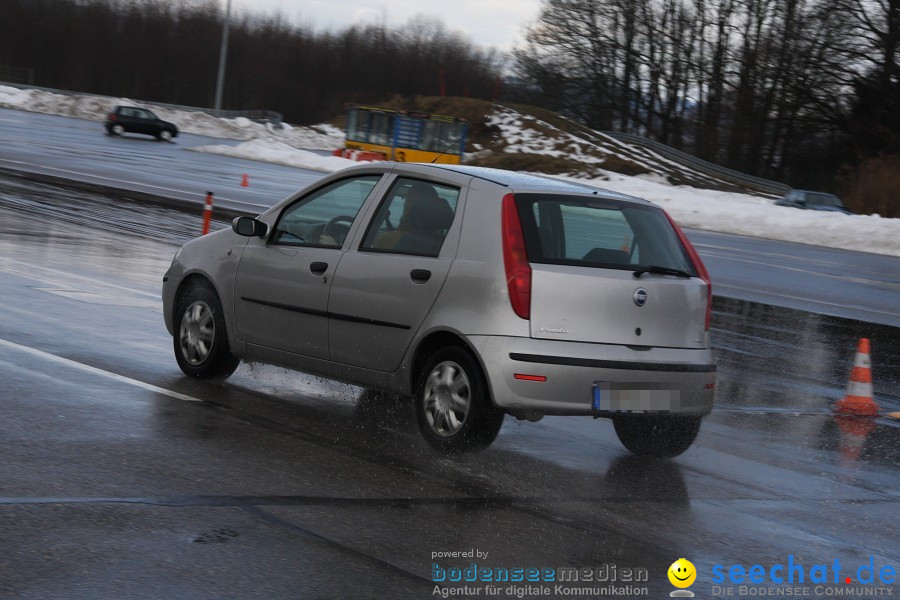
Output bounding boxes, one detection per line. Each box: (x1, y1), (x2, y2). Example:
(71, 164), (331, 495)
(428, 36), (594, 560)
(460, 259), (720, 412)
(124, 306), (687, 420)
(514, 193), (696, 275)
(806, 192), (844, 207)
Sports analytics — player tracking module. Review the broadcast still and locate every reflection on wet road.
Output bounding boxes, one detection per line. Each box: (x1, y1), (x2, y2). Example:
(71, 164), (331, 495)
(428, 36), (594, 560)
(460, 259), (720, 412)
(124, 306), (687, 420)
(0, 180), (897, 599)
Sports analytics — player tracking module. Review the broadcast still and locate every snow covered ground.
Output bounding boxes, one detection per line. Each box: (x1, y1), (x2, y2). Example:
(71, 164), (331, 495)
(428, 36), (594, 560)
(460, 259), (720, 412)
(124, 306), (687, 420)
(1, 84), (898, 257)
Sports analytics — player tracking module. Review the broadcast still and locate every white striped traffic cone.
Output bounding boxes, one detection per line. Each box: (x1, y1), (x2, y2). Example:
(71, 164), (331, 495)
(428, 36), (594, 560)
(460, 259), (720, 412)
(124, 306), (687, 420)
(833, 338), (880, 416)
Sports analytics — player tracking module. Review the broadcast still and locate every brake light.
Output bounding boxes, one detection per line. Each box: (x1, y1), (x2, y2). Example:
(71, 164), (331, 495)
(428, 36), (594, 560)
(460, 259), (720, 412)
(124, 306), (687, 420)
(108, 113), (117, 121)
(664, 211), (712, 331)
(502, 193), (531, 320)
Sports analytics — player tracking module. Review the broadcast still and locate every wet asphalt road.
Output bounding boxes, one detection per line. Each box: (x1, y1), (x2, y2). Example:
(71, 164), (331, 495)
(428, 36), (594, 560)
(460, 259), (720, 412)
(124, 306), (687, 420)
(0, 176), (898, 599)
(0, 106), (323, 214)
(2, 107), (900, 327)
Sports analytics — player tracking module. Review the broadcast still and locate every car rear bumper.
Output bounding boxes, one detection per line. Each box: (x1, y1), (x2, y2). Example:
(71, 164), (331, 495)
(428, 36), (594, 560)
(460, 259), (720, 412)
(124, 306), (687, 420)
(468, 335), (716, 417)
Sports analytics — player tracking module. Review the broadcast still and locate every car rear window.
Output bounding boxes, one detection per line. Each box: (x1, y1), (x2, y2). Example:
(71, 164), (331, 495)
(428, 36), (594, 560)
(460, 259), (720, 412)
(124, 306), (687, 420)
(514, 193), (696, 274)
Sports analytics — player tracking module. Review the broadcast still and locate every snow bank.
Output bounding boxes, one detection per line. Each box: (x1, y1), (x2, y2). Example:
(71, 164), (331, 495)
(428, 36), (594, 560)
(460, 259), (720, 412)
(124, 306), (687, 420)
(188, 139), (357, 172)
(558, 172), (900, 257)
(1, 85), (897, 256)
(0, 84), (344, 150)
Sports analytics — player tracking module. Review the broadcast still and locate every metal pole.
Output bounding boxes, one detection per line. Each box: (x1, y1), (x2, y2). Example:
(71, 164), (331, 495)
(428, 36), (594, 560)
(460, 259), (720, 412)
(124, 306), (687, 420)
(213, 0), (232, 114)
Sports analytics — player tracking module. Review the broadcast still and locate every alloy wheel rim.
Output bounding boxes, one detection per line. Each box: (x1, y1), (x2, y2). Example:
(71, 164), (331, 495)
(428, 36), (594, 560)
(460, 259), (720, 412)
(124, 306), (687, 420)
(179, 300), (215, 366)
(422, 360), (471, 437)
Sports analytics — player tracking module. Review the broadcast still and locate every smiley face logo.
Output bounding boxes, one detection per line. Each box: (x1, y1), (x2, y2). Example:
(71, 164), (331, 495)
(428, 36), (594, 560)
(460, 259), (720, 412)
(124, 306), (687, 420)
(668, 558), (696, 588)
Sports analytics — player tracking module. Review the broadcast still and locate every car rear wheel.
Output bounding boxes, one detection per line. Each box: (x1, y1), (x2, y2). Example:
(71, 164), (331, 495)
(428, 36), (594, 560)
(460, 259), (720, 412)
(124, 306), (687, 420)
(158, 129), (173, 142)
(173, 284), (240, 379)
(414, 347), (504, 454)
(111, 124), (124, 135)
(613, 414), (701, 457)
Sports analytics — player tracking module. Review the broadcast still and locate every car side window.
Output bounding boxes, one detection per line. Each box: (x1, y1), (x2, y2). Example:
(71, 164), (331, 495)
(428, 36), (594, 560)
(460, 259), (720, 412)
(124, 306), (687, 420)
(360, 178), (459, 257)
(271, 175), (381, 248)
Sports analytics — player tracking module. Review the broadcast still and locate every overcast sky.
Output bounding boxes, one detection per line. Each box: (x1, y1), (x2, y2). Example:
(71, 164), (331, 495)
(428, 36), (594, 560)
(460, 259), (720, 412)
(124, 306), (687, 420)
(226, 0), (543, 52)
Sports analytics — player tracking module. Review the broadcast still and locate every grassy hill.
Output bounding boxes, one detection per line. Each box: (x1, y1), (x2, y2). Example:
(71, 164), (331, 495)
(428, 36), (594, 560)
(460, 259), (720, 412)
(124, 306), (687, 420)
(352, 96), (763, 193)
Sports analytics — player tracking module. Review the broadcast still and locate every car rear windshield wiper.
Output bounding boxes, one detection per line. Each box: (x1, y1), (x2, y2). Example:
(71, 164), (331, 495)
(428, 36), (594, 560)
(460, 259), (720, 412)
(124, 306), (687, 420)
(632, 265), (693, 278)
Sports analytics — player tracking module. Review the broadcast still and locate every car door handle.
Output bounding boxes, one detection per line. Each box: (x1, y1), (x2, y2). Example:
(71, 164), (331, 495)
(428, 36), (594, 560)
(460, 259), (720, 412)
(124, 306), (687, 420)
(410, 269), (431, 284)
(310, 262), (328, 275)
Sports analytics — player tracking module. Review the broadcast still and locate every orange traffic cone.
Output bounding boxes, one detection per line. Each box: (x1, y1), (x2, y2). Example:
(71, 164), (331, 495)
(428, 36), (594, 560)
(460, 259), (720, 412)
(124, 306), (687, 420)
(833, 338), (880, 416)
(241, 173), (249, 187)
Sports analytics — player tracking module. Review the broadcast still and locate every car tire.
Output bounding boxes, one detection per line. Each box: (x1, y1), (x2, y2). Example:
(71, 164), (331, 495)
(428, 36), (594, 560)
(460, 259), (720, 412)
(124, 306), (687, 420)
(111, 124), (124, 135)
(173, 283), (240, 379)
(158, 129), (173, 142)
(414, 347), (504, 454)
(613, 414), (701, 457)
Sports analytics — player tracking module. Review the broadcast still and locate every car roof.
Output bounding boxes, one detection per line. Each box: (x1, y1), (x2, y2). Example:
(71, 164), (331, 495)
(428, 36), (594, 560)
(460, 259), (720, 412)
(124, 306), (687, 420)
(391, 163), (653, 205)
(795, 190), (840, 197)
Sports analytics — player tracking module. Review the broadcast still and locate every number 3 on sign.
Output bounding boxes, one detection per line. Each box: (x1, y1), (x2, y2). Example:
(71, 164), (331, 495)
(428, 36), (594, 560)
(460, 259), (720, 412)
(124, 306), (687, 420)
(396, 150), (406, 162)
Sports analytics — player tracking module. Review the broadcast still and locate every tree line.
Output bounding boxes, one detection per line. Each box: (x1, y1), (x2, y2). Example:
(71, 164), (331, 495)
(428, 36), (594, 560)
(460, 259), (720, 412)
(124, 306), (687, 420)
(514, 0), (900, 204)
(1, 0), (897, 211)
(0, 0), (501, 124)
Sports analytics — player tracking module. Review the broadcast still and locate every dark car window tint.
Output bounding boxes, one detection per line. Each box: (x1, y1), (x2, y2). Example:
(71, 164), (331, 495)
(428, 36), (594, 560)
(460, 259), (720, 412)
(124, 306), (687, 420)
(360, 178), (459, 257)
(271, 175), (381, 248)
(516, 194), (694, 274)
(806, 192), (844, 207)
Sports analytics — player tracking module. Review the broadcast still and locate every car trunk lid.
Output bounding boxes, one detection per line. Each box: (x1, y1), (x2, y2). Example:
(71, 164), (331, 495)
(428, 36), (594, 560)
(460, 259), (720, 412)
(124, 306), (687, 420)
(509, 193), (710, 349)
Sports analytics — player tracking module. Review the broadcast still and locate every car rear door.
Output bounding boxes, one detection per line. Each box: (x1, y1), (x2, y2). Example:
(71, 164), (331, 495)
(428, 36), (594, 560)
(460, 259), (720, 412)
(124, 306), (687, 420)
(515, 194), (708, 349)
(326, 176), (464, 371)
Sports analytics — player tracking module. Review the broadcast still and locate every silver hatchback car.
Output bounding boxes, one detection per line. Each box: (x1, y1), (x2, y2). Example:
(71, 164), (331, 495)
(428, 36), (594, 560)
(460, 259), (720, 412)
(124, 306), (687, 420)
(163, 163), (715, 456)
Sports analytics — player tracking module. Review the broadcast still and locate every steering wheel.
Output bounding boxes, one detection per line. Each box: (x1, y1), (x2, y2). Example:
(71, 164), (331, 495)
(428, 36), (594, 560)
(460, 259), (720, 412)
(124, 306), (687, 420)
(277, 230), (306, 243)
(322, 215), (356, 245)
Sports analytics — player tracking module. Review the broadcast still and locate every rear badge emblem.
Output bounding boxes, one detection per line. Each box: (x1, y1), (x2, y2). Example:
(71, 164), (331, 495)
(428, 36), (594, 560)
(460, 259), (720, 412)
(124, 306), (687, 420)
(633, 288), (648, 307)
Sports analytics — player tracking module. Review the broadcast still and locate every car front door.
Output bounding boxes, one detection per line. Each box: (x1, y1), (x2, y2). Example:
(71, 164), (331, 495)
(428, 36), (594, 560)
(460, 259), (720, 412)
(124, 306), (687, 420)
(129, 108), (156, 135)
(233, 174), (383, 359)
(116, 107), (141, 133)
(327, 176), (464, 372)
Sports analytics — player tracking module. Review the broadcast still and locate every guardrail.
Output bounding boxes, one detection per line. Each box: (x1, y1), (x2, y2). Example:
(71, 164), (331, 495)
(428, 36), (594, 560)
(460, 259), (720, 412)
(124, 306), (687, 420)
(0, 81), (283, 127)
(603, 131), (791, 196)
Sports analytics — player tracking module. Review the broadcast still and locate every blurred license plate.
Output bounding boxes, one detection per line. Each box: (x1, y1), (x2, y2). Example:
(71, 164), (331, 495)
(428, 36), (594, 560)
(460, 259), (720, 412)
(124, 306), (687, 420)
(592, 382), (680, 412)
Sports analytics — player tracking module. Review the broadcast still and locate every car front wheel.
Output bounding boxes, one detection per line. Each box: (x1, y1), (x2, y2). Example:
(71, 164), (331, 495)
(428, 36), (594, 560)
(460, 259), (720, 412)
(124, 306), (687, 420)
(613, 414), (701, 457)
(414, 347), (504, 454)
(158, 129), (173, 142)
(173, 284), (240, 379)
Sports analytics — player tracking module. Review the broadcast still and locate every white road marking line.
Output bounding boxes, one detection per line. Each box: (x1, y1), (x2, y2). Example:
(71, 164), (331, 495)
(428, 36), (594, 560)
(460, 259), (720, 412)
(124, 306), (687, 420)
(0, 337), (202, 403)
(700, 251), (900, 290)
(714, 284), (900, 319)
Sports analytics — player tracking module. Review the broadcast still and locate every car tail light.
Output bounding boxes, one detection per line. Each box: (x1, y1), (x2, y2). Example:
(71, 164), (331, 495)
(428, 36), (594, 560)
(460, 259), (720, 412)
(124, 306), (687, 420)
(664, 211), (712, 331)
(108, 113), (116, 121)
(502, 193), (531, 320)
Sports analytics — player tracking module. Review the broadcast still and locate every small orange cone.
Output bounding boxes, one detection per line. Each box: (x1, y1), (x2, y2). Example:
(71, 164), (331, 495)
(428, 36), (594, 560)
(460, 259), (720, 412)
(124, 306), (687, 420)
(833, 338), (880, 416)
(241, 173), (249, 187)
(201, 191), (214, 235)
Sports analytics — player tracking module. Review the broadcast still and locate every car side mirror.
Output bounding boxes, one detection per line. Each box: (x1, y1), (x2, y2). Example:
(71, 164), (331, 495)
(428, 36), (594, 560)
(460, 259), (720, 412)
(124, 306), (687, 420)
(232, 216), (268, 237)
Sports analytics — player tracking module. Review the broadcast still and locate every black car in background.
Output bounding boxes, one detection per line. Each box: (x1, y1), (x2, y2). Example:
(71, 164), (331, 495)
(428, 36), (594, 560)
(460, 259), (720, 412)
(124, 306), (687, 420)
(775, 190), (854, 214)
(105, 106), (178, 141)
